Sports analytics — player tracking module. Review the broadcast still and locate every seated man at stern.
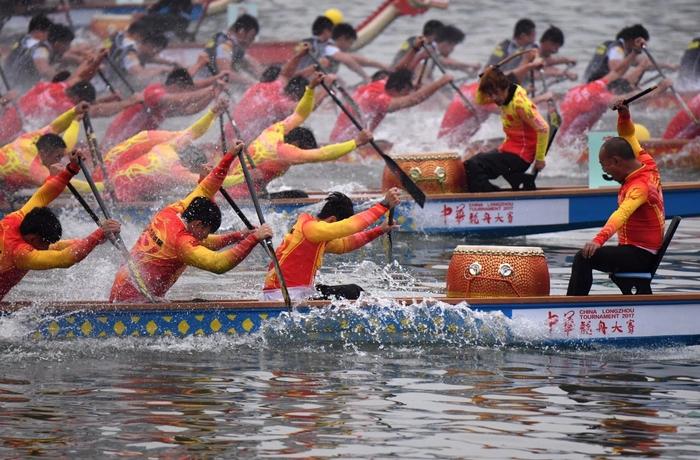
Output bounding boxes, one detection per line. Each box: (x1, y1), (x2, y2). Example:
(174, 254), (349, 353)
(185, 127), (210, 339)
(567, 101), (665, 296)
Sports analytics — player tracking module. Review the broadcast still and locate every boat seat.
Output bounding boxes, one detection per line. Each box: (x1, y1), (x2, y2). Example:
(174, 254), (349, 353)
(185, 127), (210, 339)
(609, 216), (681, 295)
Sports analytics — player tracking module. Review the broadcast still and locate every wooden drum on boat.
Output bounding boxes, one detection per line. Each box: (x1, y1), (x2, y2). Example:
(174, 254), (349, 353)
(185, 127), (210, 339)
(446, 245), (550, 298)
(381, 152), (466, 194)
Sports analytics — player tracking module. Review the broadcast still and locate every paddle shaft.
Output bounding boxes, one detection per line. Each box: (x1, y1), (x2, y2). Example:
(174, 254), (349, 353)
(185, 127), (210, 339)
(0, 62), (9, 92)
(386, 208), (395, 262)
(59, 0), (76, 32)
(319, 79), (426, 207)
(235, 148), (292, 308)
(422, 43), (479, 117)
(105, 56), (136, 95)
(223, 108), (256, 168)
(83, 114), (118, 203)
(307, 53), (365, 119)
(76, 157), (156, 302)
(188, 0), (212, 42)
(416, 57), (429, 86)
(530, 126), (559, 179)
(97, 69), (118, 95)
(642, 47), (698, 123)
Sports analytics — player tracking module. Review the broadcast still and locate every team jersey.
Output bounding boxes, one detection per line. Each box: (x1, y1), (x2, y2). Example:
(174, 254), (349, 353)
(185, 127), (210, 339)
(0, 107), (89, 195)
(228, 79), (295, 143)
(438, 82), (496, 145)
(476, 84), (549, 163)
(222, 87), (356, 196)
(593, 110), (665, 252)
(329, 79), (392, 143)
(662, 93), (700, 140)
(558, 78), (614, 141)
(0, 105), (23, 146)
(103, 83), (168, 149)
(109, 110), (217, 201)
(19, 81), (73, 129)
(109, 152), (259, 302)
(0, 168), (105, 300)
(263, 202), (388, 294)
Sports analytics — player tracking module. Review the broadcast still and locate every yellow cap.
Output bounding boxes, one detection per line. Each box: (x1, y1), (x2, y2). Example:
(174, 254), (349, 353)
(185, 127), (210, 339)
(324, 8), (344, 25)
(634, 123), (651, 141)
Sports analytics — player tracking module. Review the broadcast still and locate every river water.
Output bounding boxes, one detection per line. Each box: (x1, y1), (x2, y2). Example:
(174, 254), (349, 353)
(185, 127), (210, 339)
(2, 0), (700, 458)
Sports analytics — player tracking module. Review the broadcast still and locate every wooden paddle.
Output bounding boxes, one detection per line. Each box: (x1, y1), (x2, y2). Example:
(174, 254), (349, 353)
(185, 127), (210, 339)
(75, 156), (156, 302)
(105, 56), (136, 95)
(187, 0), (213, 42)
(216, 115), (289, 306)
(307, 53), (365, 120)
(642, 46), (699, 124)
(385, 208), (395, 262)
(318, 79), (426, 207)
(82, 114), (118, 203)
(233, 144), (292, 309)
(422, 43), (480, 119)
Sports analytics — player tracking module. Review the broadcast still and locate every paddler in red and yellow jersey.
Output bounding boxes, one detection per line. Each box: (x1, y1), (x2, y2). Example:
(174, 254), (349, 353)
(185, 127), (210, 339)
(263, 188), (401, 301)
(0, 102), (95, 203)
(102, 68), (226, 150)
(328, 68), (453, 146)
(109, 140), (273, 302)
(438, 81), (498, 147)
(662, 93), (700, 140)
(567, 102), (665, 295)
(221, 72), (373, 198)
(107, 99), (227, 202)
(0, 152), (121, 300)
(463, 65), (549, 192)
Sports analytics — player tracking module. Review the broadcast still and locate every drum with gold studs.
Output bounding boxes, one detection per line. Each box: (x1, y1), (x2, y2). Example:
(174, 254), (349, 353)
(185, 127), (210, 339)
(446, 245), (550, 298)
(381, 152), (466, 194)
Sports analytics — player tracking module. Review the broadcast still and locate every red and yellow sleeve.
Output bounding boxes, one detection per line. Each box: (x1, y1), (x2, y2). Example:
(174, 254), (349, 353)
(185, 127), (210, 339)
(201, 231), (247, 250)
(617, 109), (643, 157)
(179, 151), (236, 209)
(13, 229), (105, 270)
(325, 225), (385, 254)
(47, 107), (78, 135)
(178, 233), (258, 274)
(277, 139), (357, 164)
(18, 168), (75, 215)
(172, 109), (217, 151)
(294, 87), (314, 120)
(593, 184), (649, 245)
(518, 98), (550, 160)
(303, 202), (389, 244)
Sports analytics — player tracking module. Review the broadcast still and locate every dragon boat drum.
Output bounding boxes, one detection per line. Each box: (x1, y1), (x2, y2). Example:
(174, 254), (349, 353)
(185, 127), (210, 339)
(381, 152), (466, 194)
(446, 245), (550, 298)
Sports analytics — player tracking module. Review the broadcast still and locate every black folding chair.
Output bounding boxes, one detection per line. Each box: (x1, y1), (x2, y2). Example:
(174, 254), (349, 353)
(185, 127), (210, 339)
(609, 216), (682, 295)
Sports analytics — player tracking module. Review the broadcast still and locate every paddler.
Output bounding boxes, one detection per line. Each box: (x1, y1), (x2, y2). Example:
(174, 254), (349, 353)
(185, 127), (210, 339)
(0, 151), (121, 301)
(262, 188), (401, 301)
(486, 18), (538, 72)
(0, 102), (95, 203)
(221, 72), (373, 198)
(103, 67), (227, 149)
(392, 19), (444, 66)
(557, 60), (669, 147)
(662, 93), (700, 140)
(677, 36), (700, 91)
(106, 99), (228, 202)
(567, 101), (665, 296)
(463, 65), (549, 192)
(582, 24), (653, 87)
(328, 39), (454, 147)
(109, 140), (272, 302)
(188, 13), (262, 84)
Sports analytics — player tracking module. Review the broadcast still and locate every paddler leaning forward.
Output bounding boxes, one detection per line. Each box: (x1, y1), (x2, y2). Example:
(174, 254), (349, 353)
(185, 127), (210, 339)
(109, 140), (272, 302)
(263, 188), (401, 301)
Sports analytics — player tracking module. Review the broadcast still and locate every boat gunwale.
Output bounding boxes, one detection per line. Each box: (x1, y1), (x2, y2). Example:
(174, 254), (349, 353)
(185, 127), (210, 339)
(2, 293), (700, 314)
